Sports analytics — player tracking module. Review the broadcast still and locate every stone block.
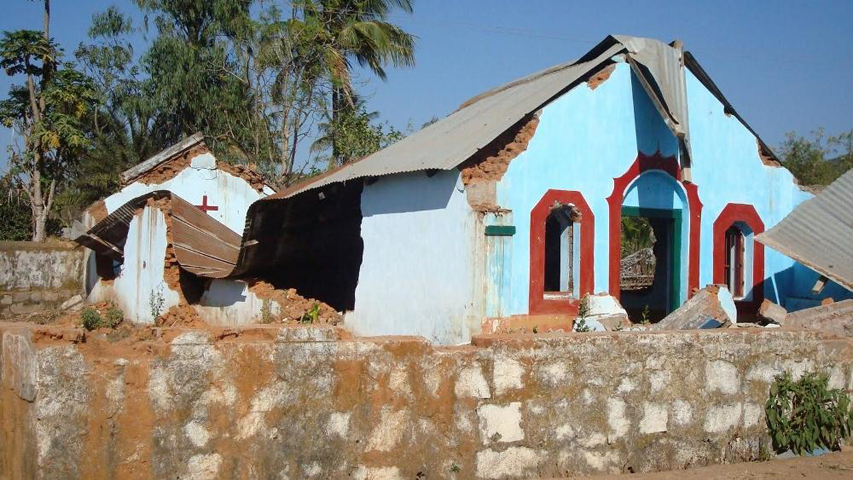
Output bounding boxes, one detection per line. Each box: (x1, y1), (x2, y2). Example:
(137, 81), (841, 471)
(12, 291), (31, 302)
(706, 360), (740, 395)
(782, 299), (853, 337)
(455, 365), (491, 398)
(639, 402), (668, 434)
(60, 294), (83, 310)
(493, 357), (524, 396)
(758, 299), (787, 325)
(477, 402), (524, 443)
(476, 447), (541, 479)
(704, 403), (742, 434)
(653, 285), (732, 330)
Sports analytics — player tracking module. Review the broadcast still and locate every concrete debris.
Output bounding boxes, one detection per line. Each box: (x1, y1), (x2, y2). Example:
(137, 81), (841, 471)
(757, 299), (787, 325)
(781, 299), (853, 337)
(596, 314), (632, 332)
(60, 295), (84, 311)
(652, 285), (734, 330)
(582, 293), (632, 331)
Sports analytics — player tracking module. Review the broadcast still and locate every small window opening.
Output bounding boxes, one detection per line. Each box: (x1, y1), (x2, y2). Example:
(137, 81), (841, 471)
(544, 203), (581, 299)
(725, 226), (745, 298)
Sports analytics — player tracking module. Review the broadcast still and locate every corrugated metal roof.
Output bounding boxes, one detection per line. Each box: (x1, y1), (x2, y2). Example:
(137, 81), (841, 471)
(756, 168), (853, 292)
(271, 35), (741, 200)
(269, 39), (628, 200)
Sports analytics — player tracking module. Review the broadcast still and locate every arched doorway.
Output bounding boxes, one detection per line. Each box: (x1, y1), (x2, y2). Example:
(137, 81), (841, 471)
(606, 153), (702, 321)
(619, 172), (688, 319)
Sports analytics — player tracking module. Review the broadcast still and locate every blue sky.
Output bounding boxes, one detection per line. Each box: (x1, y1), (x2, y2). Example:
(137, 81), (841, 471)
(2, 0), (852, 170)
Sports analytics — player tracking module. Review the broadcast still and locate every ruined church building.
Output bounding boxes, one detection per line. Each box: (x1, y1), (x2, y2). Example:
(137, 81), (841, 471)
(79, 35), (849, 345)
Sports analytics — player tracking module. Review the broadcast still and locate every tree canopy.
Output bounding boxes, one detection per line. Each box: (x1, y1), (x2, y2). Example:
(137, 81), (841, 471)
(1, 0), (417, 241)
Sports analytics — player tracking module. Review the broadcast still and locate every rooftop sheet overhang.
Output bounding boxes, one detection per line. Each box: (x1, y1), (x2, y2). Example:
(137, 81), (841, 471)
(756, 169), (853, 292)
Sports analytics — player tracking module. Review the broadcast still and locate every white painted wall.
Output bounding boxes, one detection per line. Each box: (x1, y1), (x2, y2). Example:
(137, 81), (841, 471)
(345, 170), (478, 345)
(89, 151), (275, 324)
(89, 206), (181, 323)
(104, 153), (274, 234)
(194, 279), (278, 326)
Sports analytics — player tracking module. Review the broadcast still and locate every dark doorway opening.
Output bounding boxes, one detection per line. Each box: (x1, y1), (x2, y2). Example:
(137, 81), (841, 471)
(619, 207), (682, 322)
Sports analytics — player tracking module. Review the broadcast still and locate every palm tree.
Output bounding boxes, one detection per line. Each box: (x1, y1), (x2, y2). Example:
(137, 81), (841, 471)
(297, 0), (416, 165)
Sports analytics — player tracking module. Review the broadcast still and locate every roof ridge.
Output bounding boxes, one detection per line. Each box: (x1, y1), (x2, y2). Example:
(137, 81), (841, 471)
(120, 132), (206, 184)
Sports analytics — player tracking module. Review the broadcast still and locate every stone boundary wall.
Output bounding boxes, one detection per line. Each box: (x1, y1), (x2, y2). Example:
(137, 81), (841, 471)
(1, 324), (851, 479)
(0, 241), (84, 318)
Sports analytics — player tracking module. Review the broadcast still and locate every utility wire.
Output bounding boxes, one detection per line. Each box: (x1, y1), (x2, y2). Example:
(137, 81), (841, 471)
(274, 0), (844, 69)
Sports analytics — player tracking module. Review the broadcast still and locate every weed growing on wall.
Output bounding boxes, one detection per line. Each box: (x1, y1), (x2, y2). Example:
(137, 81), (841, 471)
(81, 308), (102, 331)
(149, 285), (165, 320)
(300, 303), (320, 324)
(104, 303), (124, 328)
(574, 296), (592, 332)
(81, 304), (124, 330)
(765, 372), (853, 455)
(641, 305), (651, 325)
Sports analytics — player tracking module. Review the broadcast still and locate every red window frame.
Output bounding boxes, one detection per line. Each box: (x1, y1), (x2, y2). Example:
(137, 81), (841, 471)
(713, 203), (765, 312)
(529, 190), (594, 315)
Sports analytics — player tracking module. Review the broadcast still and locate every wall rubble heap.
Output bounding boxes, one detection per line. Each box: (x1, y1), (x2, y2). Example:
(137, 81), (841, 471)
(0, 325), (851, 479)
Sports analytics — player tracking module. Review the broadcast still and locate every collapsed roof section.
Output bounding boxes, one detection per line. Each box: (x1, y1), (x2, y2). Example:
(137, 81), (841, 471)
(269, 34), (779, 201)
(76, 191), (242, 279)
(756, 168), (853, 292)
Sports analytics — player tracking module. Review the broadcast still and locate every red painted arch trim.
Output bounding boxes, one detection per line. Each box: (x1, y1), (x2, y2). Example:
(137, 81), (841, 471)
(713, 203), (765, 312)
(605, 152), (703, 300)
(529, 190), (594, 315)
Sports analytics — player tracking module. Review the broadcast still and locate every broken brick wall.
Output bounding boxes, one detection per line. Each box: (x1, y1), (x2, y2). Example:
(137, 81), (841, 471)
(2, 324), (851, 479)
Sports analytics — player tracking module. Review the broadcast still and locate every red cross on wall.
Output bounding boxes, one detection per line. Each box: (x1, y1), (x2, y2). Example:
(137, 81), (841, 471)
(195, 195), (219, 214)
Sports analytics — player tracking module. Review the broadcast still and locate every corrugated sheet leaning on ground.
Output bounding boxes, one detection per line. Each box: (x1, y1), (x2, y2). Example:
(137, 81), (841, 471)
(756, 168), (853, 292)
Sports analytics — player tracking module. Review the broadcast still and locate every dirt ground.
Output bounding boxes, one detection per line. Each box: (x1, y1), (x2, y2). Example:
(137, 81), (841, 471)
(565, 449), (853, 479)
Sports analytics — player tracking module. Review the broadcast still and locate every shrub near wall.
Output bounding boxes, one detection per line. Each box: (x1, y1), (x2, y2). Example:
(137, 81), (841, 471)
(0, 241), (84, 317)
(1, 325), (851, 479)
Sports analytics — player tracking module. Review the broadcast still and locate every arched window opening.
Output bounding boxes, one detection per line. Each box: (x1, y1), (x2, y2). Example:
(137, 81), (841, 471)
(714, 204), (762, 310)
(724, 226), (745, 298)
(544, 203), (581, 299)
(722, 221), (754, 300)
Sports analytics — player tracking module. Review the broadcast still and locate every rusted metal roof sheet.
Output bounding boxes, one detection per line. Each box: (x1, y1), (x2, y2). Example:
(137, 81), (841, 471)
(120, 133), (205, 184)
(75, 191), (242, 279)
(170, 195), (242, 278)
(756, 168), (853, 292)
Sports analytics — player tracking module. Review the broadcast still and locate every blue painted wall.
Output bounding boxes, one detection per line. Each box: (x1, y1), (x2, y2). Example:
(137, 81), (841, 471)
(494, 62), (682, 316)
(346, 58), (847, 344)
(490, 61), (832, 317)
